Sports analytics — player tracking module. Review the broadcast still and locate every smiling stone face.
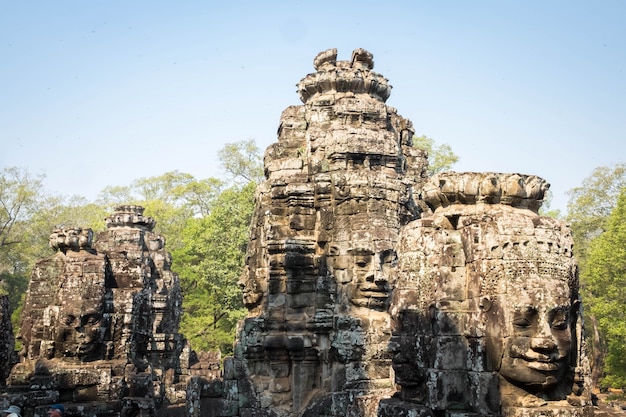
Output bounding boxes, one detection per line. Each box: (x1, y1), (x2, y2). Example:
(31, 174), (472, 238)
(343, 248), (397, 311)
(55, 304), (109, 361)
(53, 273), (111, 362)
(494, 277), (573, 390)
(390, 172), (591, 415)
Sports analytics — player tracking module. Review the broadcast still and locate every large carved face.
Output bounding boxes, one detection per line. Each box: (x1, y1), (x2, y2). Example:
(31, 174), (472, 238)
(493, 277), (573, 389)
(347, 248), (396, 310)
(328, 245), (396, 311)
(238, 250), (271, 312)
(239, 272), (265, 311)
(54, 287), (110, 361)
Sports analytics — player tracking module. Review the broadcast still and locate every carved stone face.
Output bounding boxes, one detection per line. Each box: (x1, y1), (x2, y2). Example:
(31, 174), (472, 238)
(238, 252), (268, 312)
(328, 247), (396, 311)
(349, 248), (396, 310)
(495, 278), (572, 389)
(55, 303), (109, 361)
(54, 282), (110, 361)
(239, 272), (265, 311)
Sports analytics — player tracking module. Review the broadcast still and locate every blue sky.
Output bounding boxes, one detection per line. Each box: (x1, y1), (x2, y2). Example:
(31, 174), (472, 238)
(2, 1), (625, 214)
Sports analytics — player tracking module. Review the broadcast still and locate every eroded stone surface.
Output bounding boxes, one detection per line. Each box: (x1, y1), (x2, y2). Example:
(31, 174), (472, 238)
(193, 50), (592, 417)
(5, 206), (189, 417)
(0, 292), (15, 387)
(224, 48), (427, 417)
(388, 172), (593, 417)
(2, 50), (594, 417)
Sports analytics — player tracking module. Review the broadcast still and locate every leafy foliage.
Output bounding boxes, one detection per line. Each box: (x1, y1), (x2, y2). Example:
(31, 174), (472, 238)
(173, 182), (256, 353)
(0, 167), (47, 275)
(584, 188), (626, 388)
(412, 135), (459, 175)
(0, 139), (264, 355)
(566, 163), (626, 265)
(218, 139), (264, 184)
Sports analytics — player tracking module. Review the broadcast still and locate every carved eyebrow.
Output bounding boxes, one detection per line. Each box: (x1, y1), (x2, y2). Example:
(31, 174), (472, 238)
(348, 248), (374, 256)
(513, 305), (537, 313)
(548, 305), (570, 316)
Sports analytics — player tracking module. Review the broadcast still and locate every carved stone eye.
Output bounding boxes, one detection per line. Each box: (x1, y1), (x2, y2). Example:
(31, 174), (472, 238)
(83, 314), (102, 326)
(512, 317), (532, 328)
(550, 310), (569, 331)
(356, 259), (369, 268)
(64, 315), (77, 327)
(512, 307), (537, 330)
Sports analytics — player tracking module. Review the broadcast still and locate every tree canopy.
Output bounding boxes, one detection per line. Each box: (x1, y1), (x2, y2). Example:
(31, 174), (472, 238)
(0, 139), (263, 355)
(0, 167), (47, 275)
(413, 134), (459, 175)
(174, 182), (256, 352)
(564, 162), (626, 388)
(566, 163), (626, 265)
(584, 187), (626, 388)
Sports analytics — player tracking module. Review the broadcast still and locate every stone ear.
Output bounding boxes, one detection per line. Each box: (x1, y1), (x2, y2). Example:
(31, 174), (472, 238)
(479, 296), (493, 312)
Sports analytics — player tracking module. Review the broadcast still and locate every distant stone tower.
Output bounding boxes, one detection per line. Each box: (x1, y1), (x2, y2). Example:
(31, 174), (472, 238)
(93, 205), (185, 374)
(223, 48), (428, 417)
(6, 206), (187, 417)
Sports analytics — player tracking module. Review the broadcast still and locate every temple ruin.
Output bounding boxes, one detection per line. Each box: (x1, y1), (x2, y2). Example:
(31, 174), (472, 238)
(3, 206), (190, 417)
(387, 172), (592, 417)
(1, 49), (593, 417)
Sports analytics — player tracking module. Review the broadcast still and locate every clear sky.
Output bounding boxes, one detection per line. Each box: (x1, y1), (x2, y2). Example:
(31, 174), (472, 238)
(2, 1), (625, 214)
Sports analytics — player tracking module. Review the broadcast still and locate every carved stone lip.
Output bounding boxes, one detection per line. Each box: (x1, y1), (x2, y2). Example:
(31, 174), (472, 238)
(523, 360), (562, 372)
(357, 290), (389, 299)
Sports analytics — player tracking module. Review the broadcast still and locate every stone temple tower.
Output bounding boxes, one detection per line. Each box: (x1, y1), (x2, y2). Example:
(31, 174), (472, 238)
(229, 48), (428, 417)
(7, 206), (187, 417)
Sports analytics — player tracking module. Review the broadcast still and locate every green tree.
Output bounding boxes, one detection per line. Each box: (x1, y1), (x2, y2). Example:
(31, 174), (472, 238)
(565, 163), (626, 388)
(173, 140), (262, 353)
(566, 163), (626, 266)
(584, 187), (626, 388)
(413, 134), (459, 175)
(218, 139), (264, 183)
(174, 182), (255, 353)
(0, 167), (47, 275)
(0, 167), (50, 336)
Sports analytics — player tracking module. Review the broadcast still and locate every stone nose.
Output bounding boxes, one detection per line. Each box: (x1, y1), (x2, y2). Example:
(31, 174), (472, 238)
(530, 337), (557, 354)
(373, 268), (388, 284)
(364, 262), (387, 282)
